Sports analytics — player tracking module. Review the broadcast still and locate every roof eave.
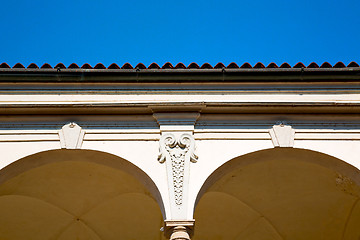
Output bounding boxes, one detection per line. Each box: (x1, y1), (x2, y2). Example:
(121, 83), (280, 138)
(0, 68), (360, 83)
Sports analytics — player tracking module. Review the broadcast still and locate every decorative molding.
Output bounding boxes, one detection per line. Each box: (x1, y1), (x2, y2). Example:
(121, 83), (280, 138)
(269, 124), (295, 147)
(153, 113), (200, 132)
(154, 113), (200, 126)
(158, 133), (197, 205)
(59, 123), (85, 149)
(4, 127), (360, 143)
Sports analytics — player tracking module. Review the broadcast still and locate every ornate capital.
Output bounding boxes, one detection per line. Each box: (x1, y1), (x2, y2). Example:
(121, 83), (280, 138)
(158, 133), (198, 163)
(158, 133), (197, 206)
(164, 220), (195, 240)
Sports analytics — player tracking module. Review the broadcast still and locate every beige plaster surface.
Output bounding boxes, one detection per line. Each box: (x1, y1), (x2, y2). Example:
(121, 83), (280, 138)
(194, 150), (360, 240)
(0, 160), (164, 240)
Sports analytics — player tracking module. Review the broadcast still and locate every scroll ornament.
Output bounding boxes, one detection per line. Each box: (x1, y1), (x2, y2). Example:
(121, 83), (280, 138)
(158, 133), (198, 205)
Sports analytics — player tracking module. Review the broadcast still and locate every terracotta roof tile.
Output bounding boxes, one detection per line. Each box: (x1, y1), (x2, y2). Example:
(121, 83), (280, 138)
(188, 63), (200, 69)
(227, 62), (239, 68)
(0, 63), (11, 68)
(108, 63), (120, 69)
(307, 62), (319, 68)
(214, 63), (226, 69)
(135, 63), (146, 69)
(1, 62), (359, 70)
(333, 62), (346, 68)
(121, 63), (133, 69)
(320, 62), (332, 68)
(267, 63), (278, 68)
(13, 63), (25, 68)
(81, 63), (92, 69)
(68, 63), (80, 69)
(41, 63), (52, 69)
(240, 63), (252, 68)
(293, 62), (306, 68)
(280, 63), (291, 68)
(162, 62), (173, 69)
(55, 63), (66, 69)
(27, 63), (39, 69)
(148, 63), (160, 69)
(254, 62), (265, 68)
(348, 61), (359, 67)
(201, 63), (213, 69)
(94, 63), (106, 69)
(175, 63), (186, 69)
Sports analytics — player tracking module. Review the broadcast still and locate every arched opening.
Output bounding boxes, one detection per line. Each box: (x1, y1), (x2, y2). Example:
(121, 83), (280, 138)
(194, 148), (360, 240)
(0, 149), (166, 240)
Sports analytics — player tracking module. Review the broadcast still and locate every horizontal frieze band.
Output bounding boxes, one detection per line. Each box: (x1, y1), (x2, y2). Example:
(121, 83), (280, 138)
(1, 129), (360, 142)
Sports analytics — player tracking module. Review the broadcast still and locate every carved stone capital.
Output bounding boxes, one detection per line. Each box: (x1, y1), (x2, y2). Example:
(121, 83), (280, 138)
(158, 133), (198, 163)
(164, 220), (195, 240)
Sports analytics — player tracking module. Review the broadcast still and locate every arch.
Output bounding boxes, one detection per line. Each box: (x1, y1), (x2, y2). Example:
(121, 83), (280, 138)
(196, 148), (360, 207)
(0, 149), (167, 240)
(0, 149), (165, 218)
(194, 148), (360, 240)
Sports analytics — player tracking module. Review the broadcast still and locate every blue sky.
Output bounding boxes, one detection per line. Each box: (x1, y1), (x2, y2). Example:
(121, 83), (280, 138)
(1, 0), (359, 67)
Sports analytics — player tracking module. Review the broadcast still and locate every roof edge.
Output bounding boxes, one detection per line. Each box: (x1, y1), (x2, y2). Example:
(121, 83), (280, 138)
(0, 67), (360, 83)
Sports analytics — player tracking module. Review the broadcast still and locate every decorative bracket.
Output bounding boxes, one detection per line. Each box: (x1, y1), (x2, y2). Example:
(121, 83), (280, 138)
(158, 133), (197, 206)
(59, 123), (85, 149)
(269, 124), (295, 147)
(154, 111), (199, 219)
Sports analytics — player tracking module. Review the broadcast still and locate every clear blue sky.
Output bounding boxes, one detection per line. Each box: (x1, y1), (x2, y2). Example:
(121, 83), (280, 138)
(1, 0), (359, 67)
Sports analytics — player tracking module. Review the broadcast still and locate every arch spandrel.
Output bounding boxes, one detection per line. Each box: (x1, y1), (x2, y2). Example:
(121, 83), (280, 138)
(193, 148), (360, 240)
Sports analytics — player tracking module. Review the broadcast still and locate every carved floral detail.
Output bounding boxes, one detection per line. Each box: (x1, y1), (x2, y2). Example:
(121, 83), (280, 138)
(158, 133), (197, 205)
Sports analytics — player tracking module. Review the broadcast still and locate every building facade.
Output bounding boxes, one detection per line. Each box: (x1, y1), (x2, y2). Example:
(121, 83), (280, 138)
(0, 61), (360, 240)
